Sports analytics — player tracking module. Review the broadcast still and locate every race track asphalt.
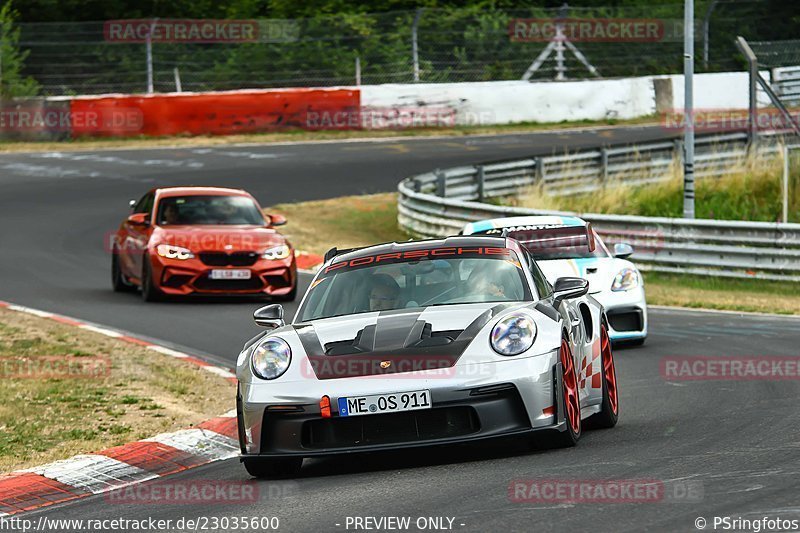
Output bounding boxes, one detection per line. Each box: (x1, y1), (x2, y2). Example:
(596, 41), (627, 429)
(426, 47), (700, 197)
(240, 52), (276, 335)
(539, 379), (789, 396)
(3, 125), (799, 532)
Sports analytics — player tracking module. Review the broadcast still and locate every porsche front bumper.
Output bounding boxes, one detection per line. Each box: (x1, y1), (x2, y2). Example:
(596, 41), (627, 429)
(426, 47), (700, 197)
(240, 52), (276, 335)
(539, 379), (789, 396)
(238, 349), (569, 458)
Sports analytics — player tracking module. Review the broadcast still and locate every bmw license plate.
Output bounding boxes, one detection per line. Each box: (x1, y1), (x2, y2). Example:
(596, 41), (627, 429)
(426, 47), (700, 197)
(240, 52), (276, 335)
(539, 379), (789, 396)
(209, 269), (251, 280)
(337, 390), (431, 417)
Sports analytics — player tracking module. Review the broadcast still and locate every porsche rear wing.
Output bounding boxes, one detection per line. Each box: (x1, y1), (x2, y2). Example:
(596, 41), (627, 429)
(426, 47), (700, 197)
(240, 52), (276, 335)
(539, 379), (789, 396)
(480, 223), (596, 258)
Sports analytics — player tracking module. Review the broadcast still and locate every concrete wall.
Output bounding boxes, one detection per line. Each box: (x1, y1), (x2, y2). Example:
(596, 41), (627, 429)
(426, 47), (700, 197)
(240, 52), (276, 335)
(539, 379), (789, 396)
(2, 70), (761, 138)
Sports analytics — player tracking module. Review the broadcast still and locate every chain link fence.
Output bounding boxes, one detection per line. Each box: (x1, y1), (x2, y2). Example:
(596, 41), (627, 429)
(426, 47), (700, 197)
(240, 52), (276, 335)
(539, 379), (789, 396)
(10, 2), (800, 96)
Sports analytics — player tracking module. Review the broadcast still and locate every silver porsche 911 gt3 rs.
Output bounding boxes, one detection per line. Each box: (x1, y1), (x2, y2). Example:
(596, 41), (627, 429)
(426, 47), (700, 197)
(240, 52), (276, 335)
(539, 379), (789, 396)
(235, 236), (619, 478)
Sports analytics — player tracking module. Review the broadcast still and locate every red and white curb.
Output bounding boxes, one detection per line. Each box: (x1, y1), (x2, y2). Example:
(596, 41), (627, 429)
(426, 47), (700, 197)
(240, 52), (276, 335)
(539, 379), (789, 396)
(295, 250), (324, 273)
(0, 300), (241, 516)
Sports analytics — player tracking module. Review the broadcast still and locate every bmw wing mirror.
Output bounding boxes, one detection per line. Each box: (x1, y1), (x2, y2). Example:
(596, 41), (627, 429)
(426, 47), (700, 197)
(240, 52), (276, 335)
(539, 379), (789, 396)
(129, 199), (136, 210)
(553, 277), (589, 305)
(254, 304), (285, 329)
(614, 243), (634, 259)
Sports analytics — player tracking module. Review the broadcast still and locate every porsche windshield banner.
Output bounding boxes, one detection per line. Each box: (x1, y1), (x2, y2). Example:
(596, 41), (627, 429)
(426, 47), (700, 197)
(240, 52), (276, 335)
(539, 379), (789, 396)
(323, 247), (513, 275)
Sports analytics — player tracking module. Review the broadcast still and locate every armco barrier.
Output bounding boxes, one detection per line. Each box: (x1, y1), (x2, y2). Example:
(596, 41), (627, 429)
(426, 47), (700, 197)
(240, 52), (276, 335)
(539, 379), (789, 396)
(69, 88), (360, 137)
(398, 133), (800, 281)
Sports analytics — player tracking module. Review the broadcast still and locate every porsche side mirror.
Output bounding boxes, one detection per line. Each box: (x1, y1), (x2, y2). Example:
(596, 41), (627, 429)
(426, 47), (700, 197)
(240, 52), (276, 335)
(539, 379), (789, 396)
(553, 277), (589, 304)
(254, 304), (285, 329)
(127, 213), (149, 227)
(614, 243), (634, 259)
(267, 214), (287, 227)
(129, 199), (137, 209)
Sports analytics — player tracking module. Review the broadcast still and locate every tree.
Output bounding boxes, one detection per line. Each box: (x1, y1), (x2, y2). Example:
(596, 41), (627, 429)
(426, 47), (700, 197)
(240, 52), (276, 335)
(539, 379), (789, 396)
(0, 2), (39, 97)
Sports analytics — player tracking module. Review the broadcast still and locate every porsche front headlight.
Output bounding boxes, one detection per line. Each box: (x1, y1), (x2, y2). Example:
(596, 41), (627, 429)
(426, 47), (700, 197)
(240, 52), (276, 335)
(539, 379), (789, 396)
(156, 244), (194, 260)
(611, 268), (639, 292)
(491, 314), (537, 356)
(263, 244), (291, 260)
(251, 337), (291, 380)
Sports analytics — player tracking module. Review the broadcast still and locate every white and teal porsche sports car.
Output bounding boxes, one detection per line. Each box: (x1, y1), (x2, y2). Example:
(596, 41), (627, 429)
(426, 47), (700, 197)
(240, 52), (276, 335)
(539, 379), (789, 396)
(462, 216), (647, 346)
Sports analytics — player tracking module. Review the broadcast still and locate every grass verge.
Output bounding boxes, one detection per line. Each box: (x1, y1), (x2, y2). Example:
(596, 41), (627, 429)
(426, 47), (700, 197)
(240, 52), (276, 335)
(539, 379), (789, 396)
(0, 308), (232, 472)
(268, 193), (799, 315)
(0, 116), (656, 153)
(645, 272), (800, 315)
(516, 150), (800, 223)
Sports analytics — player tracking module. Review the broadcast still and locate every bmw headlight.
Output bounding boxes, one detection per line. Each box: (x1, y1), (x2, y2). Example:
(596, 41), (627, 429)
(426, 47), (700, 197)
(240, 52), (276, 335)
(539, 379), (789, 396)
(491, 314), (537, 356)
(611, 268), (639, 292)
(156, 244), (194, 260)
(263, 244), (291, 260)
(251, 337), (291, 380)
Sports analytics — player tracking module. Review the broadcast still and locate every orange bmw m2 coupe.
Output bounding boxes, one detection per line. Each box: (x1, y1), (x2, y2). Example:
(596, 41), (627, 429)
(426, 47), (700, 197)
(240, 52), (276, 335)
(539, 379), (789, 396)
(111, 187), (297, 302)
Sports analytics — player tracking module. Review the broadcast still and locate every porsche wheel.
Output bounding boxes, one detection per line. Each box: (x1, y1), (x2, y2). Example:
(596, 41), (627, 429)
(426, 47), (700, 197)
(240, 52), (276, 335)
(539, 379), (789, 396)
(243, 458), (302, 479)
(111, 249), (136, 293)
(586, 324), (619, 429)
(535, 335), (581, 449)
(141, 259), (163, 302)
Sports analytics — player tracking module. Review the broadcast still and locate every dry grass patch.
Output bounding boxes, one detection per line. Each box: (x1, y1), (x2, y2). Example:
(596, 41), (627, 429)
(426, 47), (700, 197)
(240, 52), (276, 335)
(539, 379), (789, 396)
(0, 308), (233, 472)
(267, 193), (408, 256)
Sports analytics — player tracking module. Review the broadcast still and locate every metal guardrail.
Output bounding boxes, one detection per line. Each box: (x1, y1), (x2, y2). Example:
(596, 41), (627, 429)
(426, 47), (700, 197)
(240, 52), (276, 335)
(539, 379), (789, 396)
(398, 132), (800, 281)
(773, 65), (800, 106)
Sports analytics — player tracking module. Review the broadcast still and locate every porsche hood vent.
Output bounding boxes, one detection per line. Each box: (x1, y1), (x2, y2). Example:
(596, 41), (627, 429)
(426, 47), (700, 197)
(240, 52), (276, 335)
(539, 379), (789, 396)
(294, 304), (516, 380)
(324, 322), (464, 356)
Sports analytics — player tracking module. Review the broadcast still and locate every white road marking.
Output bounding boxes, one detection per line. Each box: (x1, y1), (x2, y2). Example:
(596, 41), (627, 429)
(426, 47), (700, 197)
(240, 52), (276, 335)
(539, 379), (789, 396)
(6, 305), (53, 318)
(143, 429), (239, 461)
(79, 324), (123, 338)
(147, 345), (190, 358)
(202, 366), (236, 379)
(26, 455), (157, 494)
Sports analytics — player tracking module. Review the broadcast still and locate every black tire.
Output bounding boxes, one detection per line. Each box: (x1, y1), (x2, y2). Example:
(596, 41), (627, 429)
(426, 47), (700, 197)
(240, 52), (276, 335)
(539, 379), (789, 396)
(243, 457), (302, 479)
(111, 250), (136, 293)
(140, 259), (163, 302)
(586, 325), (620, 430)
(613, 336), (645, 348)
(534, 335), (582, 449)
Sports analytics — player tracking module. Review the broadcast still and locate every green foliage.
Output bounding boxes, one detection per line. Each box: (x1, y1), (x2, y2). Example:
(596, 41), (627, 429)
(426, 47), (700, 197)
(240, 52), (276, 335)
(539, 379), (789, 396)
(0, 3), (38, 96)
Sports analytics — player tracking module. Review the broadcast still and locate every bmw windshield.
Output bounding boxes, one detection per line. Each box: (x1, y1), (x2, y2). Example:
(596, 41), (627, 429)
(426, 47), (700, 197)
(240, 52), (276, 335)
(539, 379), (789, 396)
(297, 246), (532, 322)
(156, 195), (265, 226)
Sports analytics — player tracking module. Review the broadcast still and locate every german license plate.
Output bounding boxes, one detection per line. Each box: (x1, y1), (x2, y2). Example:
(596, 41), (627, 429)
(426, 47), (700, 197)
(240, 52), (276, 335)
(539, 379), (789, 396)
(209, 269), (251, 280)
(337, 390), (431, 417)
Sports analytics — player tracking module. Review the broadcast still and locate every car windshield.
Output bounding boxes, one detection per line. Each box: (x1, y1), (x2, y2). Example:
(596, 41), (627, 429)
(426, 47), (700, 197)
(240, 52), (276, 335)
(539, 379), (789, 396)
(297, 248), (532, 322)
(156, 195), (264, 225)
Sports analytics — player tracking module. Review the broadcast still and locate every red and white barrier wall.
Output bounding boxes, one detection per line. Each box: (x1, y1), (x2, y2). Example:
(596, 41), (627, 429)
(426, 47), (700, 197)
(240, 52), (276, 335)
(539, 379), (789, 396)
(1, 71), (768, 140)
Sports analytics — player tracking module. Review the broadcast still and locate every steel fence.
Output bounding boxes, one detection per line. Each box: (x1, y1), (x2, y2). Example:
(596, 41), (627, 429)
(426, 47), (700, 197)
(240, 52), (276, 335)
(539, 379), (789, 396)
(8, 2), (798, 96)
(397, 132), (800, 281)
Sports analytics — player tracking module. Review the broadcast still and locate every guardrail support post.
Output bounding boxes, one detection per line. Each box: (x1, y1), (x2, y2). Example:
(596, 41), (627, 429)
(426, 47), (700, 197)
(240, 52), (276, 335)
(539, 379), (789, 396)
(600, 148), (609, 184)
(535, 157), (544, 184)
(435, 169), (446, 197)
(476, 165), (485, 202)
(674, 139), (684, 165)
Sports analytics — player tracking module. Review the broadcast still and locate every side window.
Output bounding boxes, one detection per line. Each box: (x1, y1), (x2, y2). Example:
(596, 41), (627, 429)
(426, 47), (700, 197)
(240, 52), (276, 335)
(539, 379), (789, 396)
(133, 193), (154, 216)
(528, 256), (553, 299)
